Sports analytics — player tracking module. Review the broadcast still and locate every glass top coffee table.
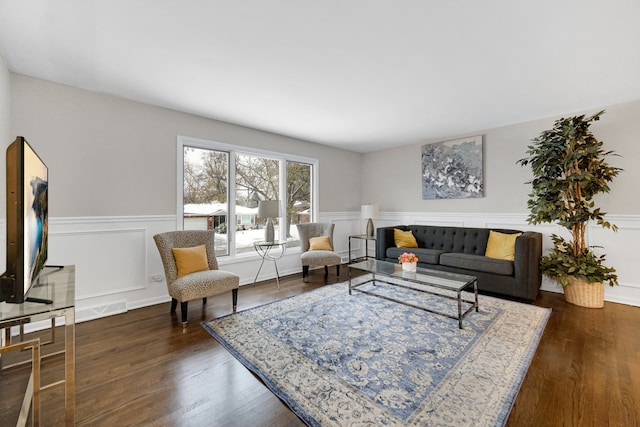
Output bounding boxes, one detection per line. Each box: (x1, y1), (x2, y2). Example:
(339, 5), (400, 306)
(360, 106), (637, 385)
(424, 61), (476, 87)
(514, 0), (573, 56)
(348, 259), (478, 329)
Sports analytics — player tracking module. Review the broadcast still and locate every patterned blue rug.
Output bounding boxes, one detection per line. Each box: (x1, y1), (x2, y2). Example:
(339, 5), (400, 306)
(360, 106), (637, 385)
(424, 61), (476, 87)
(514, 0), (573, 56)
(202, 278), (550, 426)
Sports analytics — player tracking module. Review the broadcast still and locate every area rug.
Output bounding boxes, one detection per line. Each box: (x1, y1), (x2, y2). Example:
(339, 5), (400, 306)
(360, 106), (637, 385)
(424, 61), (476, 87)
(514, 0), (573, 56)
(202, 277), (550, 426)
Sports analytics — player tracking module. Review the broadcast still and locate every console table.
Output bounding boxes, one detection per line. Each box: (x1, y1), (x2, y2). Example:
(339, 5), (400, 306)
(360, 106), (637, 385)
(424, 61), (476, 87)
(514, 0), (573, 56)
(0, 265), (75, 426)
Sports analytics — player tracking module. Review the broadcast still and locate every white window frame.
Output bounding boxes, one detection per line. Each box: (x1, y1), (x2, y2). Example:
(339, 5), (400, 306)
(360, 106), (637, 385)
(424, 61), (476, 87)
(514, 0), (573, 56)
(176, 135), (319, 258)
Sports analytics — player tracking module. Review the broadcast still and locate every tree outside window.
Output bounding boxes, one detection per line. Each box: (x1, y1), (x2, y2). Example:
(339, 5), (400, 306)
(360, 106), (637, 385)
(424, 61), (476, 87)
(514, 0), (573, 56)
(286, 161), (311, 246)
(181, 141), (315, 257)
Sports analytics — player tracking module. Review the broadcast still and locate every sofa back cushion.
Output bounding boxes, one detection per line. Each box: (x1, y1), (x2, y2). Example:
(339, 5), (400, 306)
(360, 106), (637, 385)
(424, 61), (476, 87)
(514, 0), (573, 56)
(403, 226), (488, 255)
(396, 225), (522, 256)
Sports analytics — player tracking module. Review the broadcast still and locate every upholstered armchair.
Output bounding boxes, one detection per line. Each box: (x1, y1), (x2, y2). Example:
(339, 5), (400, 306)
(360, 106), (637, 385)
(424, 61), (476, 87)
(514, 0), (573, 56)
(154, 230), (239, 326)
(296, 223), (341, 281)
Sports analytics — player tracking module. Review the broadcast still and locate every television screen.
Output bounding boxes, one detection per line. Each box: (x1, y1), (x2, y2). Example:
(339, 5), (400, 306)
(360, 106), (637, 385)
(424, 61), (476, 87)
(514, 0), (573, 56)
(24, 141), (48, 288)
(1, 137), (48, 303)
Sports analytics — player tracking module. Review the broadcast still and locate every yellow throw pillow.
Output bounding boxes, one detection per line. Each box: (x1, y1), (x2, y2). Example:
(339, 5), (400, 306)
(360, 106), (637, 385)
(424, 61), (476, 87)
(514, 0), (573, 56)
(394, 228), (418, 248)
(172, 244), (209, 277)
(309, 235), (333, 251)
(485, 231), (522, 261)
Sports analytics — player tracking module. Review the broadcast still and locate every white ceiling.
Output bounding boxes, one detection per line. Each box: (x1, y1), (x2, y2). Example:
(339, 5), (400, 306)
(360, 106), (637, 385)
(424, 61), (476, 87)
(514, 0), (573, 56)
(1, 1), (639, 153)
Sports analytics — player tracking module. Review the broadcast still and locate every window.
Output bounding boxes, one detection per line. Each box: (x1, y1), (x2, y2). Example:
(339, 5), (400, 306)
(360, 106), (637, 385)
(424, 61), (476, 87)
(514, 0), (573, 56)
(178, 136), (317, 258)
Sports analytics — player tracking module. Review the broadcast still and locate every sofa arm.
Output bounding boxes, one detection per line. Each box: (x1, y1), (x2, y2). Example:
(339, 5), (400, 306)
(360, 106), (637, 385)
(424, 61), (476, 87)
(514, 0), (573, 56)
(513, 231), (543, 300)
(376, 226), (401, 260)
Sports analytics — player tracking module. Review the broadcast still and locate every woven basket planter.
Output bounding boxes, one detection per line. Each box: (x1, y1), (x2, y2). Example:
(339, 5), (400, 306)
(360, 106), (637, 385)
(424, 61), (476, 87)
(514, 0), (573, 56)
(564, 277), (604, 308)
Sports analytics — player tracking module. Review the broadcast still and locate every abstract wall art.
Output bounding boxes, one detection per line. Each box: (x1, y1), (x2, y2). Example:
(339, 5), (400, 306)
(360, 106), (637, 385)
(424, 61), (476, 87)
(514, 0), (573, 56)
(421, 136), (484, 199)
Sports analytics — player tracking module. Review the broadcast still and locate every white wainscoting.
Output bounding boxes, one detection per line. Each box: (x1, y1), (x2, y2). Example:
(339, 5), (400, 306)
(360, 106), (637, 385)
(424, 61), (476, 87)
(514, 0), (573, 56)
(1, 211), (638, 326)
(0, 213), (366, 324)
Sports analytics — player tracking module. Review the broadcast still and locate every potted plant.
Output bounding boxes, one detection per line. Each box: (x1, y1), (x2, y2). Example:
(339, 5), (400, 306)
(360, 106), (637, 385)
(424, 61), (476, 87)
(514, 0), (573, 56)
(399, 252), (419, 272)
(517, 110), (622, 308)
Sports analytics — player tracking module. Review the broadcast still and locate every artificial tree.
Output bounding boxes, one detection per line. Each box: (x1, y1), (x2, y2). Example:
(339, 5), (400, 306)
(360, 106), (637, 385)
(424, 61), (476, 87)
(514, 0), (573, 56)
(517, 110), (622, 307)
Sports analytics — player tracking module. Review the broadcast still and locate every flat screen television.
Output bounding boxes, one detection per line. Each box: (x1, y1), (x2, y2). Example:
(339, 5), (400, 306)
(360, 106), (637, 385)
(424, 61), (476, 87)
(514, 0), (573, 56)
(0, 136), (49, 304)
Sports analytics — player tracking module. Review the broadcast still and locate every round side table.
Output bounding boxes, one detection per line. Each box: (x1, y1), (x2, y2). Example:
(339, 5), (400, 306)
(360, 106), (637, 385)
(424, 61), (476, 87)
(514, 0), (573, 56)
(253, 241), (287, 289)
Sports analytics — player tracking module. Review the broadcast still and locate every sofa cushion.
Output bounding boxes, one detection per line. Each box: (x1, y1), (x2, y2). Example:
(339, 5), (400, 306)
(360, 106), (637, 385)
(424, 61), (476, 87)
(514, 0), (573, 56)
(387, 246), (445, 265)
(439, 253), (514, 276)
(485, 231), (521, 261)
(300, 250), (341, 267)
(394, 228), (418, 248)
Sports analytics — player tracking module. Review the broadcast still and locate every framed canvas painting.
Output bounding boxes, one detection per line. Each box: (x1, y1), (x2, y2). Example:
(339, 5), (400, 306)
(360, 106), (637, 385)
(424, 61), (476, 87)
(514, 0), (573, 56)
(421, 136), (484, 199)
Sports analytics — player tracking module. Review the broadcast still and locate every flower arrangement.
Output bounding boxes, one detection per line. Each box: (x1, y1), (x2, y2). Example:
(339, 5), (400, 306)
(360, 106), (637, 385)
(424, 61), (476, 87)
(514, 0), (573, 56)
(398, 252), (419, 263)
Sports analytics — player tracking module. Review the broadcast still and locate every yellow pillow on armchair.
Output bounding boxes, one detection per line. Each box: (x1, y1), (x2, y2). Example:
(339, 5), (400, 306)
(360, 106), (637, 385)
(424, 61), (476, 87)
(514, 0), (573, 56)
(172, 244), (209, 277)
(309, 236), (333, 251)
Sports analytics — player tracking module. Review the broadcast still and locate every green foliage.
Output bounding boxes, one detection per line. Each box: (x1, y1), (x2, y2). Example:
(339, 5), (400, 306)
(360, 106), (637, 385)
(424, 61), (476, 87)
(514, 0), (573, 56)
(184, 148), (229, 204)
(540, 235), (618, 287)
(517, 111), (622, 286)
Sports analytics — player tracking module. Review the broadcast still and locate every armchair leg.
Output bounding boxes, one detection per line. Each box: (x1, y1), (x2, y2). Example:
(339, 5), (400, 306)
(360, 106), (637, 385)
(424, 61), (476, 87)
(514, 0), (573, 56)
(336, 265), (340, 277)
(324, 265), (329, 278)
(180, 301), (188, 325)
(232, 288), (238, 313)
(203, 297), (207, 304)
(170, 298), (178, 313)
(302, 266), (309, 280)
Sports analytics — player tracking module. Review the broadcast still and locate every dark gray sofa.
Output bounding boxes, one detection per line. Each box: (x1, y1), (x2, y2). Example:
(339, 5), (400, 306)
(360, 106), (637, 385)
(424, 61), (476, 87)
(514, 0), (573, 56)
(376, 225), (542, 301)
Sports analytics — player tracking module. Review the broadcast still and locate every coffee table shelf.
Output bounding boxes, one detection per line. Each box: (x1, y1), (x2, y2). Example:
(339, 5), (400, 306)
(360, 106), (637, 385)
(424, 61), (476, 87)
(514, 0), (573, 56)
(348, 259), (478, 328)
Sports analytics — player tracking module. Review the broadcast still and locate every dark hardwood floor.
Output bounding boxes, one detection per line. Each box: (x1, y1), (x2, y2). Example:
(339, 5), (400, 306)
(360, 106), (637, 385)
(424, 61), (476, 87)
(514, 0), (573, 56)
(2, 270), (639, 426)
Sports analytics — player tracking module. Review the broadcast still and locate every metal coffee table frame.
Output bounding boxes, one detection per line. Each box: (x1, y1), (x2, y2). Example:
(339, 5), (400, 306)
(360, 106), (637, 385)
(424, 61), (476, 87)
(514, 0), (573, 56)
(348, 259), (478, 329)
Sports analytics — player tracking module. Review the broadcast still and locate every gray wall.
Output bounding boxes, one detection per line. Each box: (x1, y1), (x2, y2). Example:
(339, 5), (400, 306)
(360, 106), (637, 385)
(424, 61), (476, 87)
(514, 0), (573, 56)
(0, 57), (9, 143)
(9, 75), (363, 217)
(0, 57), (9, 214)
(362, 99), (640, 216)
(10, 72), (638, 220)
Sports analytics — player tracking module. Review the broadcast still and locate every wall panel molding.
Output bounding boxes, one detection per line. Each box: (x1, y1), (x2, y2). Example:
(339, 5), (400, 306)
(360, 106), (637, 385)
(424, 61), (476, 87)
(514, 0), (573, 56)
(2, 212), (638, 325)
(49, 227), (148, 299)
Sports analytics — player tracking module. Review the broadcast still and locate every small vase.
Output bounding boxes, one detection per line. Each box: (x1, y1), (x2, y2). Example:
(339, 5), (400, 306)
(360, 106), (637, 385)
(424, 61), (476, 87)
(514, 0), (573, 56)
(402, 262), (417, 272)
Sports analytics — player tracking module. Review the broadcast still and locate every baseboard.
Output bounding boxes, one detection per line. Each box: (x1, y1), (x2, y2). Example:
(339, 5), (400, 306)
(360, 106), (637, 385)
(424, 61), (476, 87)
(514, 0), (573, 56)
(76, 300), (128, 323)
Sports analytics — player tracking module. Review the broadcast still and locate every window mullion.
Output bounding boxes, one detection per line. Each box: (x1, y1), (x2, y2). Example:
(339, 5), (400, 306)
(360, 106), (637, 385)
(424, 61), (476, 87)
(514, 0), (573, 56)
(278, 158), (286, 242)
(228, 150), (237, 256)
